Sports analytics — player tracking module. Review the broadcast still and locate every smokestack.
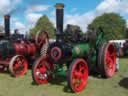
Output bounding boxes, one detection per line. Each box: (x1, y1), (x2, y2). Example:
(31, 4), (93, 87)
(55, 3), (64, 41)
(4, 14), (10, 38)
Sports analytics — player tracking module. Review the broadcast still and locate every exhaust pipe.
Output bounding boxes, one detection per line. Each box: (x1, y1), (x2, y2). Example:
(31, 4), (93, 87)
(4, 15), (10, 39)
(55, 3), (64, 41)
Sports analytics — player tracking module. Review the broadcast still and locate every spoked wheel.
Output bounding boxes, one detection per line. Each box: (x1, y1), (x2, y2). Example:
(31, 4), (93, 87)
(98, 43), (116, 78)
(35, 30), (49, 56)
(68, 59), (88, 92)
(32, 56), (54, 85)
(9, 55), (28, 77)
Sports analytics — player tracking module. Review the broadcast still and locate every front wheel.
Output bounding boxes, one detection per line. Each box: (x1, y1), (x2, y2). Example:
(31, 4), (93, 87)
(32, 56), (54, 85)
(67, 58), (88, 92)
(9, 55), (28, 77)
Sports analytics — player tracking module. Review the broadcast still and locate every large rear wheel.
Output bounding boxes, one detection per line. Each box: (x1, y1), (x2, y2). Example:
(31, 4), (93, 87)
(98, 43), (116, 78)
(67, 58), (88, 92)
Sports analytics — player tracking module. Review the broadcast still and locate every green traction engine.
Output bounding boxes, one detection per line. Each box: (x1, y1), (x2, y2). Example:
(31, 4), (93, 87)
(31, 3), (117, 92)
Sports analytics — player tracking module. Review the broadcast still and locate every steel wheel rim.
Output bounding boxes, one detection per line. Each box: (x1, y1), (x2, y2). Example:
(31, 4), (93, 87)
(34, 56), (53, 84)
(105, 43), (116, 77)
(12, 56), (28, 77)
(71, 60), (88, 92)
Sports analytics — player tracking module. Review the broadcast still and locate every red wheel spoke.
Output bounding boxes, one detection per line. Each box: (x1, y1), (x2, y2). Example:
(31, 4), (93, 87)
(39, 67), (46, 73)
(21, 59), (25, 64)
(72, 78), (81, 88)
(13, 62), (19, 70)
(79, 67), (85, 73)
(106, 56), (111, 64)
(74, 69), (85, 80)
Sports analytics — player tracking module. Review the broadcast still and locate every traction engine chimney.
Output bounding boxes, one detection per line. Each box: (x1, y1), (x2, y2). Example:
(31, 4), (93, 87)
(55, 3), (64, 41)
(4, 14), (10, 39)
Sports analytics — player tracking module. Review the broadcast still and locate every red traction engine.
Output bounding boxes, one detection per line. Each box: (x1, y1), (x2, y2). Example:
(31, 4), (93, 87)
(0, 15), (49, 77)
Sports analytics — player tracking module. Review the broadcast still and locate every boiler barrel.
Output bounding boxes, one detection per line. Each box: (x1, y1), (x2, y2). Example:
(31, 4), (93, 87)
(72, 44), (90, 58)
(0, 41), (36, 58)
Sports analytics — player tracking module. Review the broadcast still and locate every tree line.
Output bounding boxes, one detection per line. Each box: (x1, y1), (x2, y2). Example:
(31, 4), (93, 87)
(30, 12), (128, 40)
(0, 12), (127, 40)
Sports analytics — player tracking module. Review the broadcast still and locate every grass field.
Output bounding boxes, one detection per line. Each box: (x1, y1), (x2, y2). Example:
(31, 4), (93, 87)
(0, 58), (128, 96)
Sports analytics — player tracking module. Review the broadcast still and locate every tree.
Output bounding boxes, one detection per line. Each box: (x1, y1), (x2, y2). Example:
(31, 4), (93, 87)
(29, 15), (55, 38)
(87, 13), (126, 40)
(63, 24), (87, 42)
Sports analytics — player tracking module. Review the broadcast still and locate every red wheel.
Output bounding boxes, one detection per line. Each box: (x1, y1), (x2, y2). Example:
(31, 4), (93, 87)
(9, 55), (28, 77)
(68, 59), (88, 92)
(98, 43), (116, 78)
(32, 56), (54, 85)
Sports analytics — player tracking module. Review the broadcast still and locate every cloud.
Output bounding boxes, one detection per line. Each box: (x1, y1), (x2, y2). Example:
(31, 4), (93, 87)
(26, 5), (50, 13)
(0, 0), (22, 15)
(26, 13), (42, 27)
(25, 4), (50, 29)
(14, 21), (25, 29)
(96, 0), (119, 13)
(96, 0), (128, 14)
(12, 19), (26, 34)
(64, 11), (96, 32)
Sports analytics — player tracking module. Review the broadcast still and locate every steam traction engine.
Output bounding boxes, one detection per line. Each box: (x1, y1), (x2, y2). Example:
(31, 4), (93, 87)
(0, 15), (48, 77)
(32, 3), (117, 92)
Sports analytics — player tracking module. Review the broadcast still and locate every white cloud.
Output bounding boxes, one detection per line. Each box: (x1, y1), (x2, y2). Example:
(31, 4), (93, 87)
(12, 19), (26, 34)
(26, 5), (50, 13)
(50, 10), (97, 32)
(96, 0), (128, 14)
(0, 0), (22, 15)
(64, 11), (96, 32)
(14, 21), (25, 29)
(25, 4), (50, 30)
(96, 0), (119, 13)
(26, 13), (42, 27)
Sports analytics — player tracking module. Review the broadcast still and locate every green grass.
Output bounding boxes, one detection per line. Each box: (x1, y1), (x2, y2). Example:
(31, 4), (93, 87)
(0, 58), (128, 96)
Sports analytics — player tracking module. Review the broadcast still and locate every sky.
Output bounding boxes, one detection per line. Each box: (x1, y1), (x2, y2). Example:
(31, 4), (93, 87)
(0, 0), (128, 34)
